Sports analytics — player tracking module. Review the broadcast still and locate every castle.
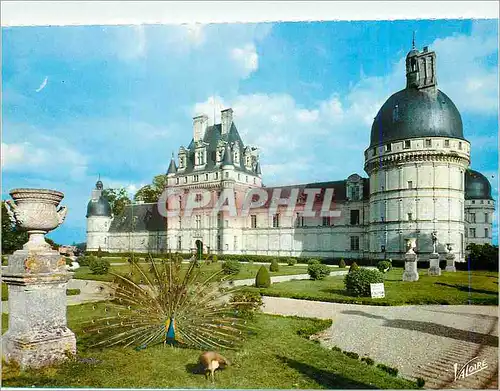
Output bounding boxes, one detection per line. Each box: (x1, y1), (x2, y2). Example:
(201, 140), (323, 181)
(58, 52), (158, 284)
(86, 44), (495, 261)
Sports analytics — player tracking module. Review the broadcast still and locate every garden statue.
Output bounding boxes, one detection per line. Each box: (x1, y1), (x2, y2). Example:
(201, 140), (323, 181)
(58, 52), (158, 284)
(428, 231), (441, 276)
(83, 253), (254, 351)
(402, 238), (419, 281)
(445, 243), (457, 272)
(2, 188), (76, 369)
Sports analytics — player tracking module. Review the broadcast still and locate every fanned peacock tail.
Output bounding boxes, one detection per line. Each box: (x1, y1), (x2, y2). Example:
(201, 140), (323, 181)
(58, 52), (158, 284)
(82, 253), (255, 351)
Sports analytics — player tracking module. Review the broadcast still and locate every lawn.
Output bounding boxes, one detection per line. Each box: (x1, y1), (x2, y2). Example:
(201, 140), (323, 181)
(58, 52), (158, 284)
(72, 262), (311, 282)
(255, 268), (499, 306)
(1, 303), (418, 389)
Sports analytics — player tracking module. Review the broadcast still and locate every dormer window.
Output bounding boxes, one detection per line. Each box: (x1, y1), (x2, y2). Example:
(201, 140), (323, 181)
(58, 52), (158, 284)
(444, 139), (450, 148)
(458, 142), (462, 150)
(386, 143), (391, 152)
(404, 140), (411, 149)
(425, 139), (431, 147)
(373, 147), (377, 156)
(196, 151), (204, 165)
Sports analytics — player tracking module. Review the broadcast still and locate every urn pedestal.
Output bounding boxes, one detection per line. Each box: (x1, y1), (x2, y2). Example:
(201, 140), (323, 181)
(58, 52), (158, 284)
(444, 243), (456, 272)
(2, 189), (76, 369)
(427, 252), (441, 276)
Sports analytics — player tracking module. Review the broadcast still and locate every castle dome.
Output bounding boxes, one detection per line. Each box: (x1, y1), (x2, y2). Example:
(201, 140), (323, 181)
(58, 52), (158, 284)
(465, 169), (493, 200)
(369, 45), (465, 148)
(86, 197), (112, 217)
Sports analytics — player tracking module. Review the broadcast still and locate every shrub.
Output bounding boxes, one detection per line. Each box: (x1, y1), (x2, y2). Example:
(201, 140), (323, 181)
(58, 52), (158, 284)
(331, 346), (342, 352)
(66, 288), (81, 296)
(78, 255), (95, 267)
(339, 259), (346, 268)
(348, 262), (359, 273)
(97, 246), (103, 258)
(230, 289), (263, 319)
(287, 258), (297, 266)
(377, 260), (392, 273)
(307, 263), (330, 280)
(344, 268), (384, 297)
(343, 351), (359, 360)
(361, 357), (375, 366)
(212, 254), (218, 263)
(255, 265), (271, 288)
(270, 259), (280, 272)
(376, 363), (398, 377)
(308, 259), (320, 265)
(222, 260), (241, 275)
(2, 256), (9, 266)
(65, 257), (73, 265)
(89, 258), (110, 275)
(416, 377), (425, 388)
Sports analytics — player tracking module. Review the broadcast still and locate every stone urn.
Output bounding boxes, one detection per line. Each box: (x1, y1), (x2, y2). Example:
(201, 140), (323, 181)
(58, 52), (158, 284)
(428, 231), (441, 276)
(5, 188), (67, 252)
(403, 238), (419, 281)
(445, 243), (456, 272)
(3, 188), (76, 369)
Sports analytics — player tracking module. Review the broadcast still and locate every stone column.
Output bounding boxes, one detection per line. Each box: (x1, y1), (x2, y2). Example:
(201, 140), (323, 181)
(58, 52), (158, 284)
(2, 189), (76, 369)
(445, 243), (456, 272)
(402, 238), (419, 281)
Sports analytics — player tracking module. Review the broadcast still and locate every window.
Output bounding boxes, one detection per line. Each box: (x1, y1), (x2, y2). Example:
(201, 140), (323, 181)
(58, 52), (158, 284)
(470, 228), (476, 238)
(408, 212), (413, 221)
(177, 236), (182, 251)
(217, 235), (221, 251)
(215, 172), (219, 180)
(104, 237), (107, 244)
(234, 236), (237, 250)
(407, 181), (413, 189)
(404, 140), (411, 149)
(350, 236), (360, 251)
(184, 177), (188, 183)
(253, 178), (256, 184)
(373, 147), (377, 156)
(195, 193), (202, 202)
(250, 215), (257, 228)
(272, 214), (280, 228)
(425, 139), (432, 147)
(472, 200), (475, 204)
(246, 176), (249, 183)
(205, 173), (208, 181)
(444, 139), (450, 148)
(193, 174), (199, 182)
(225, 172), (229, 178)
(386, 143), (392, 152)
(322, 216), (331, 226)
(176, 178), (179, 184)
(392, 105), (399, 122)
(351, 186), (360, 200)
(458, 142), (462, 150)
(178, 216), (182, 229)
(217, 213), (223, 228)
(238, 173), (241, 180)
(195, 215), (202, 229)
(485, 213), (489, 223)
(485, 228), (489, 238)
(296, 213), (305, 227)
(470, 213), (476, 223)
(224, 220), (229, 228)
(350, 210), (360, 225)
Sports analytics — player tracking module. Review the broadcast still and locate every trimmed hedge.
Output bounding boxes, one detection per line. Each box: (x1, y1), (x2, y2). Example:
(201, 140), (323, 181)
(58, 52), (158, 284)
(255, 266), (271, 288)
(339, 259), (346, 268)
(287, 258), (297, 266)
(377, 260), (392, 273)
(269, 260), (280, 272)
(307, 263), (331, 280)
(348, 262), (359, 273)
(361, 357), (375, 366)
(344, 268), (384, 297)
(222, 260), (241, 275)
(89, 258), (110, 275)
(376, 363), (399, 377)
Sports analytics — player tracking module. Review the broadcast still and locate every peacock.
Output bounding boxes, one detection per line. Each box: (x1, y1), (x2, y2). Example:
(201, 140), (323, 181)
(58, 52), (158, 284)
(82, 253), (254, 351)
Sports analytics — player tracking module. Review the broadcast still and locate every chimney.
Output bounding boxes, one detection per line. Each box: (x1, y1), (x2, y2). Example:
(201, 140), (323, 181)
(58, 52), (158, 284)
(221, 108), (233, 135)
(193, 114), (209, 142)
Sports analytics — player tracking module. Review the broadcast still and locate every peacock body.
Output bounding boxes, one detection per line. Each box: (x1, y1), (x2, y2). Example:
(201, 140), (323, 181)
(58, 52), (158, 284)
(83, 253), (254, 351)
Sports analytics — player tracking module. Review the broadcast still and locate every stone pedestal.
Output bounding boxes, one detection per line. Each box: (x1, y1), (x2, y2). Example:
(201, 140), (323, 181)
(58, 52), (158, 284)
(402, 252), (419, 281)
(445, 252), (457, 272)
(2, 249), (76, 369)
(427, 252), (441, 276)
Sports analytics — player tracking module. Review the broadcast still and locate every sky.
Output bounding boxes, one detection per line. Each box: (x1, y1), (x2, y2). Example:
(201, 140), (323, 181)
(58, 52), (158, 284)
(2, 19), (498, 245)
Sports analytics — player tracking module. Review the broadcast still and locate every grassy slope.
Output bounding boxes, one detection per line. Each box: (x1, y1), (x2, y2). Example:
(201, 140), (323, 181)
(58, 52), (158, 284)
(256, 268), (499, 306)
(2, 284), (81, 301)
(2, 303), (416, 389)
(72, 262), (310, 282)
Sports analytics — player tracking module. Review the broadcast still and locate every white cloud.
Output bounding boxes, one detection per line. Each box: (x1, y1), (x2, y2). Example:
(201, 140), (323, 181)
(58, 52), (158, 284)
(35, 76), (48, 93)
(231, 43), (259, 77)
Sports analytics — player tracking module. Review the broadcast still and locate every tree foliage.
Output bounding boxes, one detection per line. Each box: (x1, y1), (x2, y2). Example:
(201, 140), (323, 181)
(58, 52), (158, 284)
(465, 243), (499, 271)
(102, 188), (131, 216)
(134, 174), (167, 203)
(1, 201), (29, 254)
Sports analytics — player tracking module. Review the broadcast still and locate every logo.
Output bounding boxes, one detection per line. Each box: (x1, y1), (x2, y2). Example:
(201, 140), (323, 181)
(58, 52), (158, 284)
(454, 357), (488, 381)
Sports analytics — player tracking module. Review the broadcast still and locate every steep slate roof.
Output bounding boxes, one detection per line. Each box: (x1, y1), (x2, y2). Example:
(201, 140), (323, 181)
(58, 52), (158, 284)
(181, 123), (256, 175)
(109, 203), (167, 233)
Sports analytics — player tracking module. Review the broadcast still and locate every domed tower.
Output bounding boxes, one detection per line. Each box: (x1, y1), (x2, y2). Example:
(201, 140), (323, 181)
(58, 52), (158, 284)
(464, 169), (495, 246)
(86, 178), (113, 251)
(364, 43), (470, 261)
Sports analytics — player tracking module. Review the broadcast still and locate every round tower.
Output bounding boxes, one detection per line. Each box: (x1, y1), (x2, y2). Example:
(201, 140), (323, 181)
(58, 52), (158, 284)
(364, 44), (470, 261)
(86, 179), (113, 252)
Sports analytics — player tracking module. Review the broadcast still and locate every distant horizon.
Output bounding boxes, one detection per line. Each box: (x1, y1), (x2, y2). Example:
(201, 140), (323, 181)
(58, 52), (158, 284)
(2, 19), (498, 245)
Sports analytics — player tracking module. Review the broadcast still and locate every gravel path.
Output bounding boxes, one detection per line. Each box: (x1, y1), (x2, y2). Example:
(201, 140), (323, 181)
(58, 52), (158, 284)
(261, 297), (498, 389)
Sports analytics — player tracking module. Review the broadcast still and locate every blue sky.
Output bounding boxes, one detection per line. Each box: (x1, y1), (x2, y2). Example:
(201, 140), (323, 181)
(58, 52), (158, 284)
(2, 19), (498, 244)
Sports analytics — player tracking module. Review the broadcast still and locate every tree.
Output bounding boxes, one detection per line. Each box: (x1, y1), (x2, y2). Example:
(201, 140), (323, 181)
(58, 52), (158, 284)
(466, 243), (499, 271)
(1, 201), (29, 254)
(134, 174), (167, 203)
(102, 188), (131, 216)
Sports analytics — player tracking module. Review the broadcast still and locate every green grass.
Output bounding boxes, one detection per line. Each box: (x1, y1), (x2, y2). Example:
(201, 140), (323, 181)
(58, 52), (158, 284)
(1, 303), (417, 389)
(1, 284), (81, 301)
(72, 262), (310, 282)
(255, 268), (499, 306)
